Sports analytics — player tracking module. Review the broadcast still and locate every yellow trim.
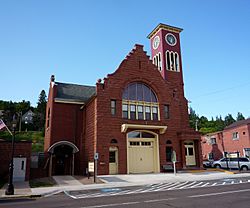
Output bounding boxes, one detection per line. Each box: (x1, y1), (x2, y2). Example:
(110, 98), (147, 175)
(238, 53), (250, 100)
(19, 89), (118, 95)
(147, 23), (183, 39)
(54, 98), (85, 105)
(121, 124), (167, 134)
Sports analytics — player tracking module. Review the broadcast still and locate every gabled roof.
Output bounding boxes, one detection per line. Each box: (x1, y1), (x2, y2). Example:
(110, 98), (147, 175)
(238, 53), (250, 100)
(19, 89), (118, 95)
(224, 118), (250, 130)
(55, 82), (96, 103)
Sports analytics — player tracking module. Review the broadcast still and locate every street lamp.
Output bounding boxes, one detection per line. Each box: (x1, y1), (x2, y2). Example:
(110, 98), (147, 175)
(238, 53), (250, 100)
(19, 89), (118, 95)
(5, 116), (17, 195)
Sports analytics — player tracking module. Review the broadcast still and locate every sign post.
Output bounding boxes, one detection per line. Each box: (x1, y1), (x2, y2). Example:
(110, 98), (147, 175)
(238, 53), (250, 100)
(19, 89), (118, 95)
(171, 150), (177, 176)
(94, 153), (99, 183)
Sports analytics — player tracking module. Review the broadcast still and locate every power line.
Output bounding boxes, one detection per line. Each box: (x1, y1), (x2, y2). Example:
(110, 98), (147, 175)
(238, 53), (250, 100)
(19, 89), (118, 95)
(190, 81), (250, 100)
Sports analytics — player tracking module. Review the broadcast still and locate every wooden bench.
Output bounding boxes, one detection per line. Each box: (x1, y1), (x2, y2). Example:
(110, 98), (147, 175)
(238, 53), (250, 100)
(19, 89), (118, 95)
(162, 164), (174, 172)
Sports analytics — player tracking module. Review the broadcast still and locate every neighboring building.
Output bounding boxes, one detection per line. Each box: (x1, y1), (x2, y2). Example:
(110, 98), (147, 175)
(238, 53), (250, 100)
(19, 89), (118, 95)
(44, 23), (202, 176)
(0, 140), (32, 181)
(201, 118), (250, 160)
(22, 110), (35, 124)
(201, 131), (224, 161)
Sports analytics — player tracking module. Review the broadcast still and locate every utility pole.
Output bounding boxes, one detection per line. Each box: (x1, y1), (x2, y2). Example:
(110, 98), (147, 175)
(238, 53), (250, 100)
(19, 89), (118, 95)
(19, 111), (22, 132)
(195, 119), (198, 131)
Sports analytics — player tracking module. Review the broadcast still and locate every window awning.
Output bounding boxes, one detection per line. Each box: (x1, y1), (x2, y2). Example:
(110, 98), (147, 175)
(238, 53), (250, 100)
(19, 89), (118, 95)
(121, 124), (167, 134)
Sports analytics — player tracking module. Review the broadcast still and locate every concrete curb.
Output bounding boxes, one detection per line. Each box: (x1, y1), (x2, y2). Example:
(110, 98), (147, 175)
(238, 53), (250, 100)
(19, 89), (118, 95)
(0, 194), (42, 202)
(185, 168), (236, 174)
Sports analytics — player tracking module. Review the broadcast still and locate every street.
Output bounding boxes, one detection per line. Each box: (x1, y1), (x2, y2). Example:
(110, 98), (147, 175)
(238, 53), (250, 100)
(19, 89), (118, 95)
(1, 179), (250, 208)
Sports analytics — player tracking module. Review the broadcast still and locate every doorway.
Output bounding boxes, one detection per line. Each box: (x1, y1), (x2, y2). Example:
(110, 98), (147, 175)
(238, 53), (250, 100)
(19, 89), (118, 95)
(184, 141), (196, 166)
(13, 158), (26, 181)
(109, 147), (118, 174)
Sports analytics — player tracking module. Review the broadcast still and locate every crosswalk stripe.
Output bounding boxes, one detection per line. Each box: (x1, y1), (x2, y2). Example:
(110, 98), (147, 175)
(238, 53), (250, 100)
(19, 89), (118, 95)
(201, 182), (210, 187)
(66, 178), (250, 199)
(190, 182), (204, 188)
(179, 181), (197, 189)
(168, 181), (190, 190)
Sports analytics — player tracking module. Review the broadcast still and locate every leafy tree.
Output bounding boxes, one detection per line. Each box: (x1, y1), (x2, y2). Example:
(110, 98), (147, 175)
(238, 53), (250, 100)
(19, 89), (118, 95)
(189, 107), (199, 130)
(214, 116), (225, 131)
(236, 112), (245, 121)
(224, 114), (236, 127)
(33, 90), (47, 131)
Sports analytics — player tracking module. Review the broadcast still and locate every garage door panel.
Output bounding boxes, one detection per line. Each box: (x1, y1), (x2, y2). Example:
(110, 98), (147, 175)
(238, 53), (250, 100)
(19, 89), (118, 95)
(129, 142), (154, 173)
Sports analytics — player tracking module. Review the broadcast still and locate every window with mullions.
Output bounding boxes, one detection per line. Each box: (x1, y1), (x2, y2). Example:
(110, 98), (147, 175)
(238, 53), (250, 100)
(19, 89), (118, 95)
(122, 82), (159, 120)
(111, 100), (116, 116)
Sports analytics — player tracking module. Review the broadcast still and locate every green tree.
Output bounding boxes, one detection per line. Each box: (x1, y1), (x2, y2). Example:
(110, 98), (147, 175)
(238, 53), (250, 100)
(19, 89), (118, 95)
(236, 112), (245, 121)
(33, 90), (47, 131)
(189, 107), (199, 130)
(224, 114), (236, 127)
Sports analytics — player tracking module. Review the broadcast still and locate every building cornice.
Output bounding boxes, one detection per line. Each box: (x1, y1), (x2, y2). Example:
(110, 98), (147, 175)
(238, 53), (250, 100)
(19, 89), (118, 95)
(147, 23), (183, 39)
(121, 124), (167, 134)
(54, 98), (85, 105)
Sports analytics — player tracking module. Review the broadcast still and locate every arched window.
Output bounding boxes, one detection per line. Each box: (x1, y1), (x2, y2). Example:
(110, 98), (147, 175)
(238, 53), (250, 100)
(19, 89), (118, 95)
(110, 139), (118, 144)
(128, 131), (155, 138)
(166, 140), (172, 145)
(122, 83), (159, 120)
(175, 53), (179, 72)
(166, 51), (180, 72)
(158, 53), (162, 71)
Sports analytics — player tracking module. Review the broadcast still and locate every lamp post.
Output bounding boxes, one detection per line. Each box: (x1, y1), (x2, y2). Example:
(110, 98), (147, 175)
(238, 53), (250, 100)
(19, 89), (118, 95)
(5, 116), (17, 195)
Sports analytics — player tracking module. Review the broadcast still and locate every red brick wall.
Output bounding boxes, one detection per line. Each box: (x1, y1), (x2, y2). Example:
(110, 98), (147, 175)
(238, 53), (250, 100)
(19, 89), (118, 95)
(45, 44), (202, 175)
(0, 141), (32, 181)
(44, 81), (55, 152)
(201, 132), (224, 161)
(44, 81), (84, 175)
(223, 125), (250, 156)
(94, 44), (201, 174)
(83, 98), (97, 173)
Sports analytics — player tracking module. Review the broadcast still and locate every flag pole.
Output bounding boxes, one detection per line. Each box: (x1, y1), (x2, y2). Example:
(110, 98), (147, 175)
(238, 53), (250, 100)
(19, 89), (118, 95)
(5, 125), (13, 136)
(0, 119), (13, 136)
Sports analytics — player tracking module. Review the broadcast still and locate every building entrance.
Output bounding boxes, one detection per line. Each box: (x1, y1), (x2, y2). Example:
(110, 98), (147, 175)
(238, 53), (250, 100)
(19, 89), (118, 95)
(54, 145), (73, 175)
(47, 141), (79, 176)
(109, 147), (118, 174)
(184, 141), (196, 166)
(127, 131), (160, 174)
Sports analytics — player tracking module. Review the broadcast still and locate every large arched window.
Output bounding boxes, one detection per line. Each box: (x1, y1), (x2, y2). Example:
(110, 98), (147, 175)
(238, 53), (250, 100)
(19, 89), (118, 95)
(122, 82), (159, 120)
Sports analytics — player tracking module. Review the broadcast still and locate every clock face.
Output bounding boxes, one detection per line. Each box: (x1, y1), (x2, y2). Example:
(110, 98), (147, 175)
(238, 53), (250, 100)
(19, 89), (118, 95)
(165, 33), (177, 46)
(153, 36), (160, 49)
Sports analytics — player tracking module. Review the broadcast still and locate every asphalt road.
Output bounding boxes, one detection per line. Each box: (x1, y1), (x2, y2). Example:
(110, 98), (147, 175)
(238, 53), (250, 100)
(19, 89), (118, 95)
(1, 182), (250, 208)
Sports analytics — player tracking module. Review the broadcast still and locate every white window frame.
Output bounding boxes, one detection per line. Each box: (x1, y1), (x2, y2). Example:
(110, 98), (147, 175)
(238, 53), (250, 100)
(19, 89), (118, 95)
(122, 100), (160, 121)
(232, 132), (239, 140)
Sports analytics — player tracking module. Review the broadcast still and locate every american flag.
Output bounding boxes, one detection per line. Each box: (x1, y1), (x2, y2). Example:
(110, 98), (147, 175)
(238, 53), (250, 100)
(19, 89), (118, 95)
(0, 119), (6, 130)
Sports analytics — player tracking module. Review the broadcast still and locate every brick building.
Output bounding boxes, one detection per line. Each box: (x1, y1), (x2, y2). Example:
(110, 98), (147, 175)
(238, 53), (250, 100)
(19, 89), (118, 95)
(201, 118), (250, 161)
(0, 140), (31, 181)
(44, 23), (202, 176)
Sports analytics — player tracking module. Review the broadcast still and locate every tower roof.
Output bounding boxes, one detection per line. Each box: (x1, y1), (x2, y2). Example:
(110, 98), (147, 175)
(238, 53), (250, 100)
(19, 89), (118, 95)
(147, 23), (183, 39)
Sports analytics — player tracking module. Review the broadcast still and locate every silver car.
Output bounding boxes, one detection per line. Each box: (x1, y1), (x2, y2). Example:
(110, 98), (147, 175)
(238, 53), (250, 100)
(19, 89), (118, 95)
(212, 157), (250, 171)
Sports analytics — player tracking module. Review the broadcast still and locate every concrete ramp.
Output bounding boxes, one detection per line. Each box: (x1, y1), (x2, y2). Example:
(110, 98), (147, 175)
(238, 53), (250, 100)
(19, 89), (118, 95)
(53, 176), (83, 186)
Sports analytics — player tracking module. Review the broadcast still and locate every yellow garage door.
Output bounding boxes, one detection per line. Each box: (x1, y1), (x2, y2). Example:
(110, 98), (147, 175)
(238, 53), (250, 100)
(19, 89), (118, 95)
(128, 141), (154, 173)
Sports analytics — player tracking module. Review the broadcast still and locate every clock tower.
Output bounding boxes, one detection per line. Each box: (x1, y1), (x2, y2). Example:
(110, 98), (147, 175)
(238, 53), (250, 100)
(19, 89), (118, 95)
(147, 23), (184, 85)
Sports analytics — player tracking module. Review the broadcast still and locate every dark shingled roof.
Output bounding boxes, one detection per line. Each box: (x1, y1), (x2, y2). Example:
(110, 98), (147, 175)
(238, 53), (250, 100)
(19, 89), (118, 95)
(224, 118), (250, 130)
(55, 82), (96, 103)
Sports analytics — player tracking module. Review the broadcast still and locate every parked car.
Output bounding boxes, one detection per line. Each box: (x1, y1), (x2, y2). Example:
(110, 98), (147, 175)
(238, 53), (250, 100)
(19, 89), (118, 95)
(212, 157), (250, 171)
(203, 160), (213, 168)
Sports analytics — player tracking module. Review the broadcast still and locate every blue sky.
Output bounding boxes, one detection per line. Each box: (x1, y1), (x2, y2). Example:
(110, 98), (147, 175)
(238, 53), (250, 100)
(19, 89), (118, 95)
(0, 0), (250, 119)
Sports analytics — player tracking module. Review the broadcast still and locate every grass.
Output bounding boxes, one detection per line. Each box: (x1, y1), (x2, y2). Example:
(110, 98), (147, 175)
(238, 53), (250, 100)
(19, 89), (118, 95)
(0, 131), (44, 152)
(29, 177), (56, 188)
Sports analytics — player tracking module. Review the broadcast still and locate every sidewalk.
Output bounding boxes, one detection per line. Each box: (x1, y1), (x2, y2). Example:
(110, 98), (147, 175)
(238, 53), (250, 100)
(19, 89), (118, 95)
(1, 170), (250, 200)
